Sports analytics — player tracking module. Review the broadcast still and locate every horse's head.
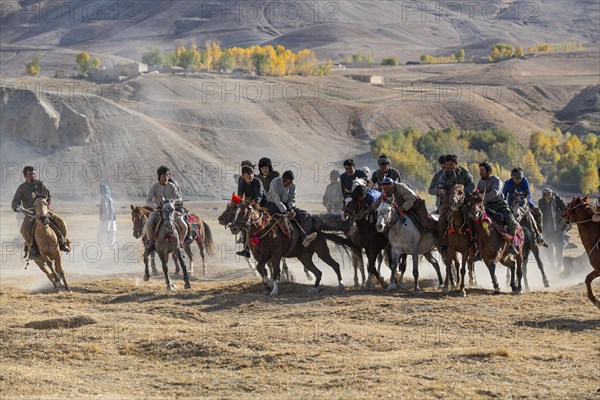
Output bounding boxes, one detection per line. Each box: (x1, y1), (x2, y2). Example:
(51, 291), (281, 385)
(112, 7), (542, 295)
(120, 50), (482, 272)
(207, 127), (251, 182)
(468, 191), (485, 222)
(230, 203), (259, 235)
(130, 205), (148, 239)
(34, 197), (50, 224)
(375, 199), (394, 233)
(564, 195), (593, 224)
(218, 201), (238, 227)
(162, 202), (176, 232)
(342, 197), (368, 221)
(449, 184), (465, 211)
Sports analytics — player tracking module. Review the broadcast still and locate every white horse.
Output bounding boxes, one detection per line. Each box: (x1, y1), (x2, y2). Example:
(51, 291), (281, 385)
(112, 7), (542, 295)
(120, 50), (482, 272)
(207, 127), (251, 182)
(375, 199), (443, 291)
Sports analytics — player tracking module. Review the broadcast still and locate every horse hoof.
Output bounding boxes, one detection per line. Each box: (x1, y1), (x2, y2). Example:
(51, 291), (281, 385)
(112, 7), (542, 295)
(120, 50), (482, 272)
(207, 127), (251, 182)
(514, 290), (522, 295)
(493, 290), (501, 295)
(269, 291), (278, 297)
(168, 284), (176, 291)
(306, 275), (314, 282)
(389, 283), (397, 291)
(595, 299), (600, 310)
(442, 287), (449, 295)
(309, 287), (322, 295)
(204, 270), (208, 276)
(543, 281), (550, 288)
(143, 274), (150, 282)
(173, 272), (180, 277)
(461, 290), (466, 297)
(184, 282), (191, 289)
(337, 283), (345, 292)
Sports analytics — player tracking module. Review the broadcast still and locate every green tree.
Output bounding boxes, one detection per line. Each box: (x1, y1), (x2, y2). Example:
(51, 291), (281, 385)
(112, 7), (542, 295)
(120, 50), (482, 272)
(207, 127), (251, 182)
(252, 52), (270, 75)
(142, 49), (163, 67)
(381, 57), (399, 66)
(455, 49), (465, 63)
(76, 52), (91, 76)
(218, 52), (235, 70)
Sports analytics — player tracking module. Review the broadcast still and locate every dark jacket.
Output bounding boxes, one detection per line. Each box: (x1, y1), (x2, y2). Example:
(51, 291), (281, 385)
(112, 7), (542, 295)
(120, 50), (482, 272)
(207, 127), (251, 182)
(257, 170), (280, 193)
(238, 178), (267, 206)
(340, 170), (368, 197)
(538, 194), (567, 234)
(371, 168), (401, 187)
(12, 180), (51, 211)
(435, 167), (475, 200)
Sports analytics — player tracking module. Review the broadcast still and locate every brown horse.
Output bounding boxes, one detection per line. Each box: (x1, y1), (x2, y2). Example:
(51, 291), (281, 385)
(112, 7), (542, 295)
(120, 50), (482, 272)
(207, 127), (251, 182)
(469, 192), (523, 294)
(229, 201), (348, 296)
(442, 184), (477, 296)
(130, 205), (214, 276)
(21, 198), (70, 291)
(564, 196), (600, 309)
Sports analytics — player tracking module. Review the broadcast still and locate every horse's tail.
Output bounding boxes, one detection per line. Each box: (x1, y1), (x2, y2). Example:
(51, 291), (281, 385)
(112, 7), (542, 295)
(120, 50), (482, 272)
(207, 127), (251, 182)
(202, 221), (217, 256)
(320, 232), (362, 270)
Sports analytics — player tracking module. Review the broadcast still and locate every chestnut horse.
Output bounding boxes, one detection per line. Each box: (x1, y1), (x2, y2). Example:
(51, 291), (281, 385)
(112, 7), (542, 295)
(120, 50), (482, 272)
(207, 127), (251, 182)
(469, 192), (524, 294)
(442, 184), (477, 296)
(229, 202), (349, 296)
(564, 196), (600, 309)
(21, 198), (70, 291)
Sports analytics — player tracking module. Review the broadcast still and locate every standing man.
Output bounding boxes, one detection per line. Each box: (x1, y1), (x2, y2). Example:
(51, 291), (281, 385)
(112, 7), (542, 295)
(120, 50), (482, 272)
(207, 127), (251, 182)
(371, 154), (402, 190)
(267, 171), (317, 247)
(12, 166), (70, 258)
(340, 159), (368, 200)
(435, 155), (475, 250)
(428, 155), (447, 213)
(502, 167), (544, 245)
(98, 184), (117, 247)
(323, 170), (344, 213)
(477, 162), (518, 255)
(539, 188), (569, 269)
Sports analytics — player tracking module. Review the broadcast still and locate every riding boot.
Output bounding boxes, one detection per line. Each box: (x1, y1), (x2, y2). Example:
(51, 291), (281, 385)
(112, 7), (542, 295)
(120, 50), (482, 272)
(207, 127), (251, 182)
(28, 223), (39, 258)
(48, 219), (71, 253)
(236, 245), (251, 258)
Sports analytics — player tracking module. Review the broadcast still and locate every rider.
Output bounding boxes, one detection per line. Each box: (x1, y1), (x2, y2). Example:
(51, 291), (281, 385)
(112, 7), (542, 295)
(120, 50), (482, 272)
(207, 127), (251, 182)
(238, 166), (267, 207)
(371, 154), (402, 190)
(12, 165), (71, 258)
(435, 154), (475, 250)
(539, 188), (571, 268)
(323, 170), (344, 213)
(477, 162), (519, 255)
(267, 170), (318, 247)
(351, 182), (381, 208)
(380, 177), (437, 233)
(256, 157), (280, 193)
(340, 159), (368, 200)
(502, 167), (545, 245)
(144, 166), (191, 253)
(428, 155), (447, 213)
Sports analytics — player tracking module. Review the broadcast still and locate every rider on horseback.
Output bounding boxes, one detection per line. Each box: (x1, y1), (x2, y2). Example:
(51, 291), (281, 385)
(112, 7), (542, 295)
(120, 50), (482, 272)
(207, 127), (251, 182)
(477, 162), (519, 255)
(267, 170), (317, 247)
(12, 166), (71, 259)
(380, 177), (438, 233)
(371, 154), (402, 190)
(428, 154), (447, 213)
(257, 157), (280, 193)
(502, 167), (545, 246)
(435, 155), (475, 250)
(144, 166), (192, 253)
(340, 159), (368, 200)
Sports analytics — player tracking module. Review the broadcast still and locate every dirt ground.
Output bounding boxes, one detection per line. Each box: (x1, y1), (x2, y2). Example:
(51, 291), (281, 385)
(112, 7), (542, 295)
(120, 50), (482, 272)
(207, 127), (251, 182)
(1, 202), (599, 399)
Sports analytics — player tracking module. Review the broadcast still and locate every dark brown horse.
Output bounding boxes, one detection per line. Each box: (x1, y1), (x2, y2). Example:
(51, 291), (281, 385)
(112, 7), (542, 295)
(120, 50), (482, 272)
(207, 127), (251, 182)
(130, 205), (214, 276)
(510, 192), (550, 290)
(229, 202), (348, 296)
(442, 184), (476, 296)
(469, 192), (524, 294)
(564, 196), (600, 309)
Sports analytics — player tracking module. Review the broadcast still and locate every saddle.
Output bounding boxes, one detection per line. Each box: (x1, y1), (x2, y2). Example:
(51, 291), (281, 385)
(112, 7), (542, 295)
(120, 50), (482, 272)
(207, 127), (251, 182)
(270, 213), (299, 257)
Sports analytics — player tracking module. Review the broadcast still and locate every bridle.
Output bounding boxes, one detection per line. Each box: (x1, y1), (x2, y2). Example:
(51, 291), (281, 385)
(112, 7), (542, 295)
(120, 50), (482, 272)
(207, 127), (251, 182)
(132, 208), (147, 238)
(564, 201), (595, 224)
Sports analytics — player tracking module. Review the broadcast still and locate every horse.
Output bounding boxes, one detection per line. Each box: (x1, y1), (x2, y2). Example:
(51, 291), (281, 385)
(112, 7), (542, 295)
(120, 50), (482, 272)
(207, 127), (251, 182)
(468, 192), (523, 294)
(442, 184), (477, 296)
(342, 195), (393, 289)
(563, 196), (600, 309)
(144, 202), (190, 291)
(131, 205), (214, 276)
(229, 201), (348, 296)
(20, 198), (70, 291)
(375, 197), (443, 292)
(510, 193), (550, 290)
(217, 200), (311, 282)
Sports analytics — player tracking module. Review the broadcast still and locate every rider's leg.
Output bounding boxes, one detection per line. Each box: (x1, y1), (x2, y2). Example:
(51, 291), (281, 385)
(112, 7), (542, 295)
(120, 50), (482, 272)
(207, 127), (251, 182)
(144, 212), (159, 252)
(48, 211), (71, 252)
(503, 206), (519, 255)
(26, 217), (40, 258)
(176, 214), (192, 244)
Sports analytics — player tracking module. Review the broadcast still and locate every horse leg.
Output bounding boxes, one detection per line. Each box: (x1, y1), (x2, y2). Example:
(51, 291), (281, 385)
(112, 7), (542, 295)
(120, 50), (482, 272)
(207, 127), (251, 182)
(315, 239), (344, 291)
(366, 249), (386, 289)
(459, 253), (468, 297)
(522, 249), (531, 292)
(255, 256), (270, 293)
(388, 249), (401, 290)
(172, 253), (180, 277)
(34, 259), (59, 289)
(46, 259), (62, 289)
(424, 252), (444, 288)
(468, 249), (477, 287)
(303, 260), (313, 281)
(376, 251), (383, 275)
(143, 252), (151, 281)
(298, 253), (324, 294)
(151, 252), (159, 276)
(515, 255), (523, 295)
(488, 261), (500, 294)
(281, 259), (292, 283)
(178, 248), (191, 289)
(532, 246), (550, 288)
(411, 254), (420, 293)
(160, 253), (175, 291)
(53, 253), (70, 292)
(453, 254), (461, 289)
(442, 251), (453, 294)
(352, 248), (362, 289)
(269, 253), (283, 297)
(185, 242), (195, 276)
(398, 253), (407, 289)
(584, 270), (600, 309)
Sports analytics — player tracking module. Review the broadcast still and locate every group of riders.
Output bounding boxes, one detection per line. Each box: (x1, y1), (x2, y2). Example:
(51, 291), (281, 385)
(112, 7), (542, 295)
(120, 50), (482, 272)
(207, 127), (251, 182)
(11, 158), (600, 265)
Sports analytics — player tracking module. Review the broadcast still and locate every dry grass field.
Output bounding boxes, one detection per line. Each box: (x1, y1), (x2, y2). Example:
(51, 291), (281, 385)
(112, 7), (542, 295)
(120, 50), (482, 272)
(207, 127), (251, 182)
(1, 203), (599, 399)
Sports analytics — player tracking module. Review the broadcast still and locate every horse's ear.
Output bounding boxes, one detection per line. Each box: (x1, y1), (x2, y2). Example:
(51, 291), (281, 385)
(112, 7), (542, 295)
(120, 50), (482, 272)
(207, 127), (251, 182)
(242, 193), (246, 202)
(131, 204), (135, 211)
(583, 194), (589, 203)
